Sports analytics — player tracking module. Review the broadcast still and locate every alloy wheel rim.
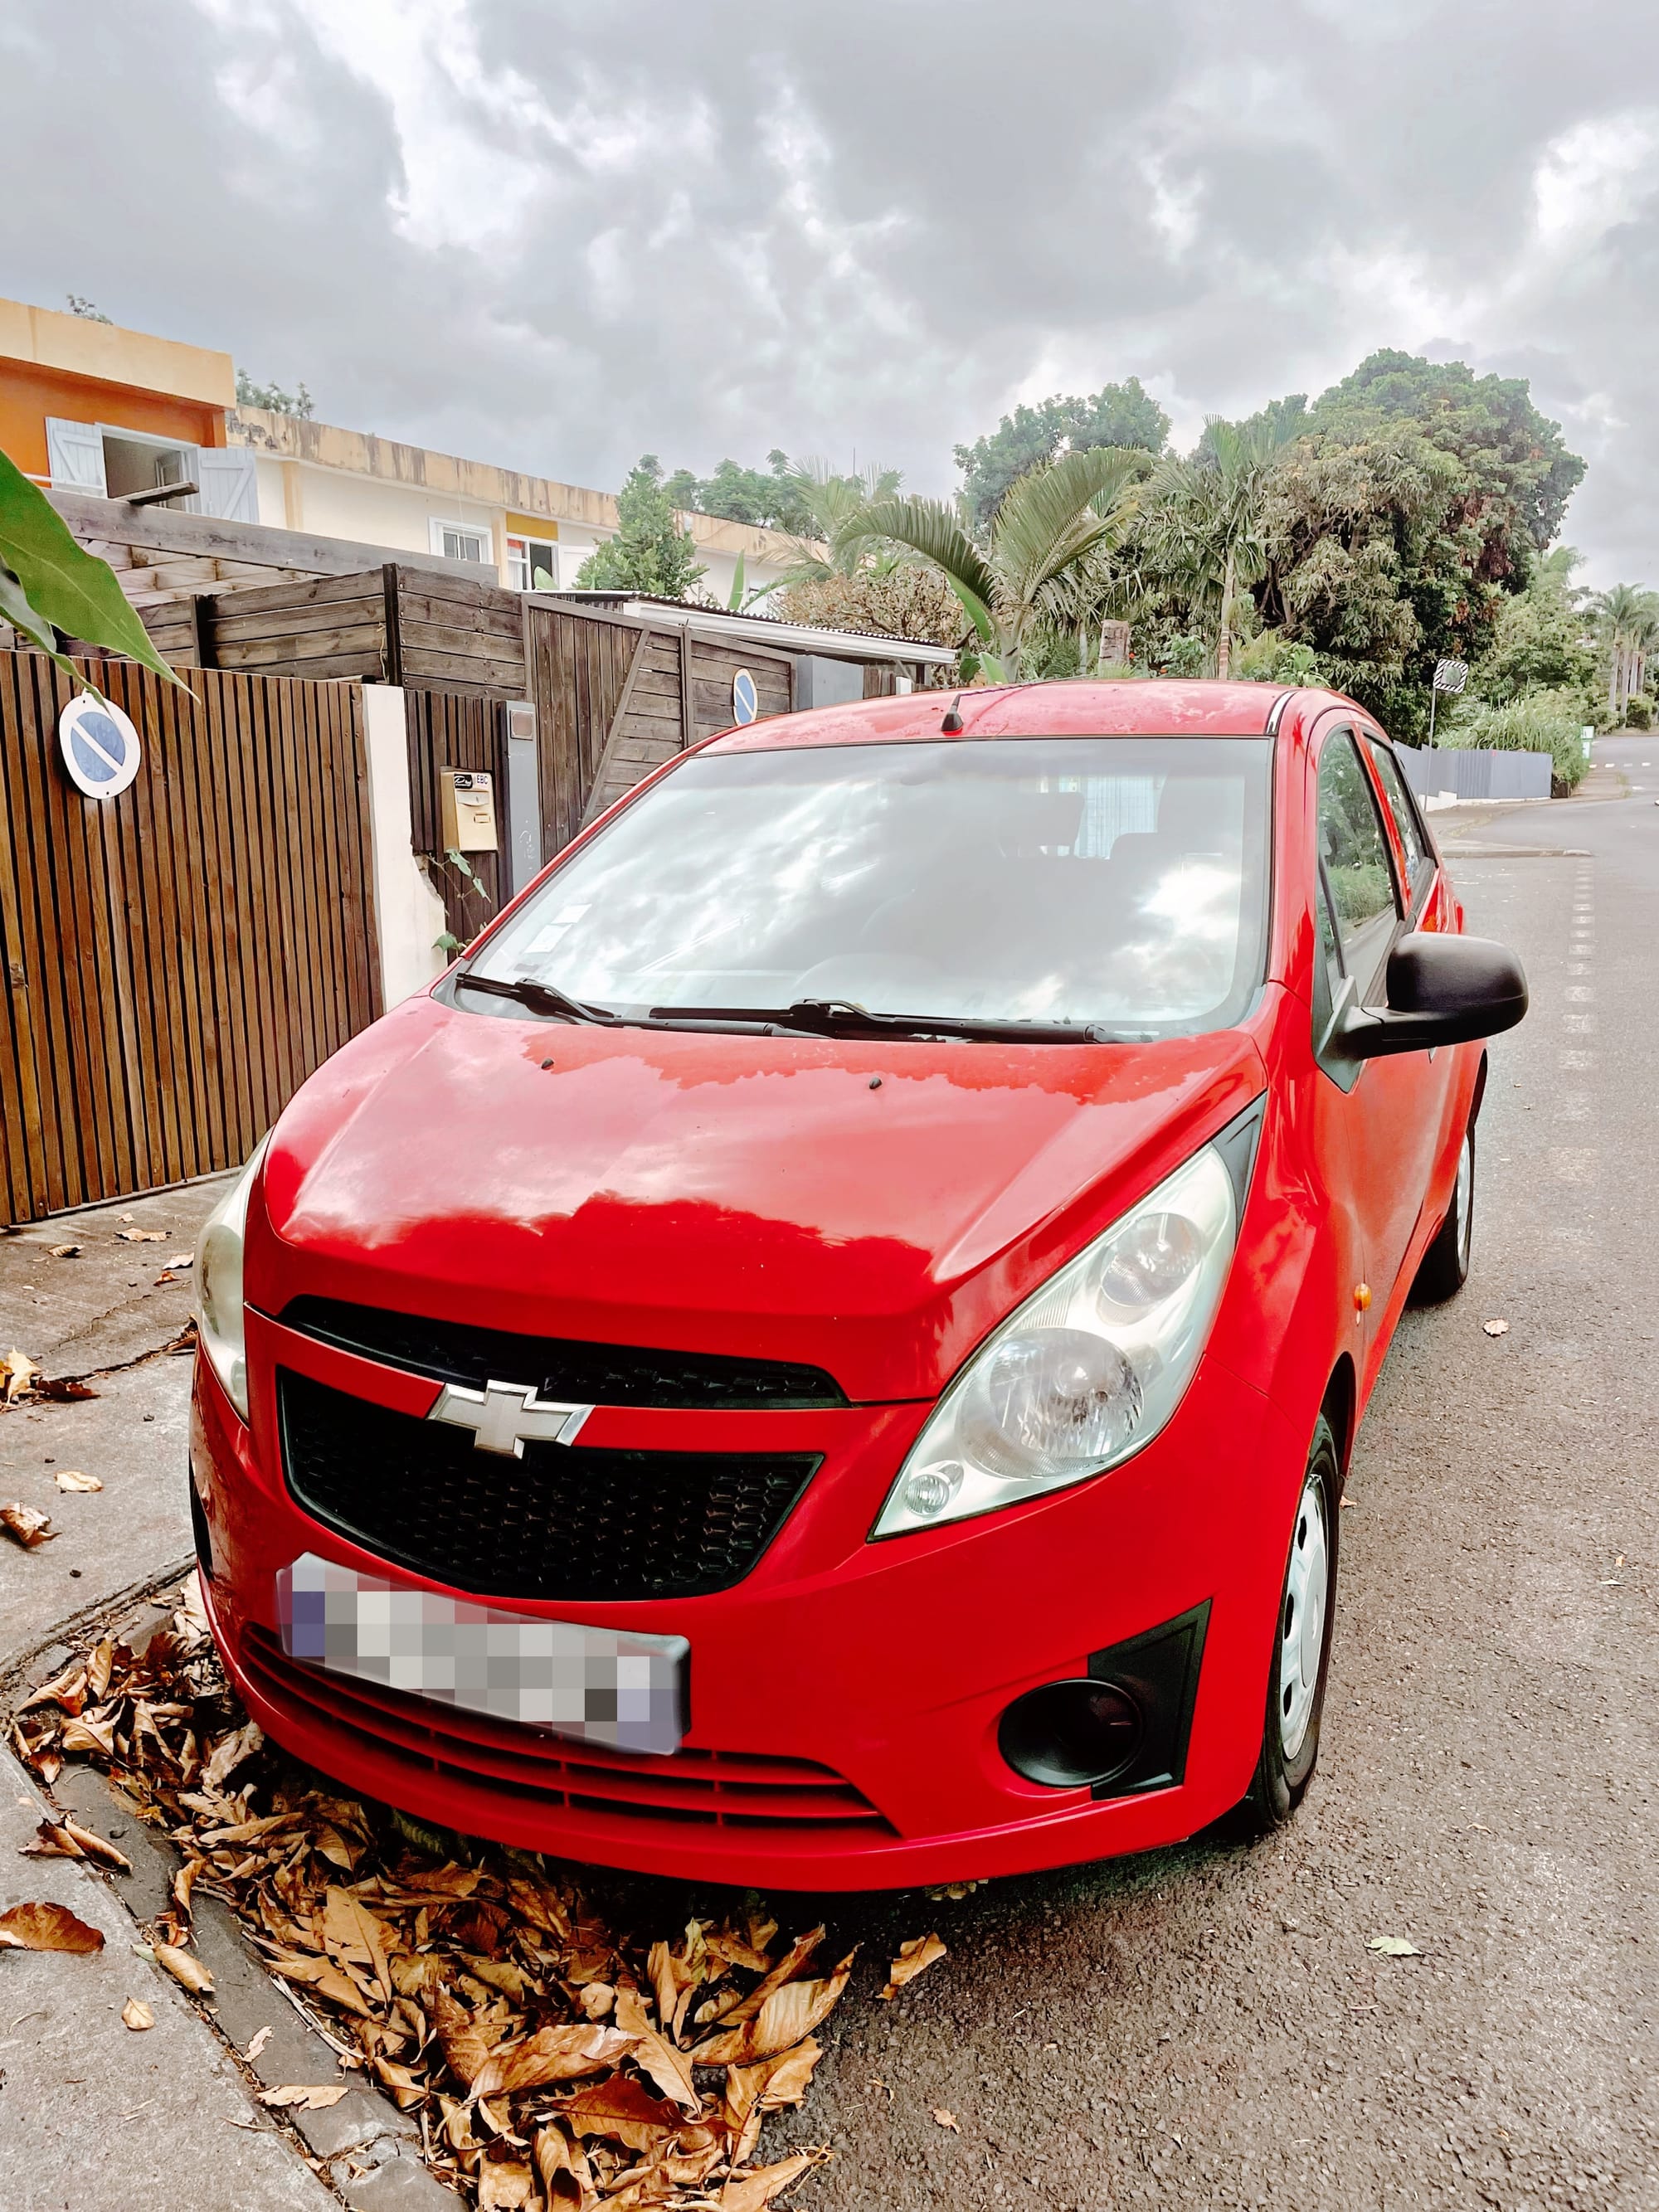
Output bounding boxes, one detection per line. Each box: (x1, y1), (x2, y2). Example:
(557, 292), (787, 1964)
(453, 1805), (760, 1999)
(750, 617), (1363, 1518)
(1278, 1471), (1329, 1761)
(1455, 1131), (1473, 1268)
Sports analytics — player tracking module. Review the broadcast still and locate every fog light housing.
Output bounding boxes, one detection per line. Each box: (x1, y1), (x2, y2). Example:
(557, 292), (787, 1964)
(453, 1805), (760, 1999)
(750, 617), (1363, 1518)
(998, 1679), (1144, 1789)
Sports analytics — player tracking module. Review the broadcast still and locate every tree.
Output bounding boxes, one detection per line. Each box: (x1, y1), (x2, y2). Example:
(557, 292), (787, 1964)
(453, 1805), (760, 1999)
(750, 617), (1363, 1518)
(573, 455), (706, 600)
(0, 445), (182, 687)
(663, 452), (805, 530)
(1137, 413), (1301, 677)
(1474, 547), (1598, 712)
(848, 445), (1151, 680)
(955, 378), (1170, 531)
(1591, 582), (1659, 717)
(235, 368), (314, 419)
(1308, 350), (1584, 572)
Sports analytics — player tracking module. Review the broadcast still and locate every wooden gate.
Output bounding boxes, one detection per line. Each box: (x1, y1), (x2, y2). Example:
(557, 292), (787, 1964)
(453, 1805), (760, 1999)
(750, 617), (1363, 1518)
(523, 603), (795, 860)
(0, 654), (382, 1222)
(403, 687), (509, 946)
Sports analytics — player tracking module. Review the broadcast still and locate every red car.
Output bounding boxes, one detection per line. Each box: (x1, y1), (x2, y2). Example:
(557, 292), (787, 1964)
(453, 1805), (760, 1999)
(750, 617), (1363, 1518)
(190, 680), (1525, 1890)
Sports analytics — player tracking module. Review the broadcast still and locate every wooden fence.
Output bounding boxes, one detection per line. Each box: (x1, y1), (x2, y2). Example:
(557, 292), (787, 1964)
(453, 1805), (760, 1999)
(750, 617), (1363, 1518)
(403, 688), (509, 946)
(0, 654), (382, 1222)
(523, 604), (795, 861)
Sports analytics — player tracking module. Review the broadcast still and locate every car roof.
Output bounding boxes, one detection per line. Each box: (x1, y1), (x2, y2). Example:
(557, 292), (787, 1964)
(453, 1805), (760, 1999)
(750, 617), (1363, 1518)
(706, 678), (1325, 756)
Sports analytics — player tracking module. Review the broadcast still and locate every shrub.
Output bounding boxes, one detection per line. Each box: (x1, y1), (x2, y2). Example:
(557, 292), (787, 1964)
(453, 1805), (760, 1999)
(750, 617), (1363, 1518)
(1443, 688), (1590, 791)
(1624, 694), (1653, 730)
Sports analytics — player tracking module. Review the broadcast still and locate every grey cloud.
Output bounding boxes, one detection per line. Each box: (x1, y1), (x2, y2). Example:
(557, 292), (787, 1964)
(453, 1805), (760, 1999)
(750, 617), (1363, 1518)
(6, 0), (1659, 581)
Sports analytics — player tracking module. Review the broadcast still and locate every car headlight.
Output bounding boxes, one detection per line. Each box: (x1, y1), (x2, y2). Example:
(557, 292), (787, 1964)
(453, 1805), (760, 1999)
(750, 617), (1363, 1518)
(195, 1135), (270, 1422)
(870, 1125), (1253, 1539)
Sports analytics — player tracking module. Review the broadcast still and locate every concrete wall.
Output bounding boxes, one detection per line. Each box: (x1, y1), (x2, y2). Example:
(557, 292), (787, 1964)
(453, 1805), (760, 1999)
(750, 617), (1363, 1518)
(361, 685), (450, 1006)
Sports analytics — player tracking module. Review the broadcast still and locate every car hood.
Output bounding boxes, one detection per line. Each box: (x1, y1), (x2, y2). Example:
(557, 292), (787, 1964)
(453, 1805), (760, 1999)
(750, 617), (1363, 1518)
(251, 994), (1267, 1402)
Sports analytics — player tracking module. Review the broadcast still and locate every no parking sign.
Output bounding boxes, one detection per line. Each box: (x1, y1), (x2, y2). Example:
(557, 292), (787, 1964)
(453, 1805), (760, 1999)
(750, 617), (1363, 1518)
(58, 693), (142, 800)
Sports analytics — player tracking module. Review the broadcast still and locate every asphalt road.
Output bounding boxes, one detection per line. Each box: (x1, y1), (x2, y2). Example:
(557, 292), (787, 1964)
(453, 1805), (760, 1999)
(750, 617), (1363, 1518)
(754, 744), (1659, 2210)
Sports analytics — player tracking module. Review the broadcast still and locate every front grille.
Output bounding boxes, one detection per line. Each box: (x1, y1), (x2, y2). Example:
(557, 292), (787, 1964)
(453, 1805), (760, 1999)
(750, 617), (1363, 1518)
(279, 1296), (845, 1410)
(241, 1626), (893, 1833)
(279, 1370), (816, 1602)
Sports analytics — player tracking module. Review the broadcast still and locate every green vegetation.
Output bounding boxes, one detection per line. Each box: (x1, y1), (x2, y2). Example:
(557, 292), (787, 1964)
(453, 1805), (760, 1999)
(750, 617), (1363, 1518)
(572, 455), (706, 600)
(954, 380), (1170, 532)
(235, 368), (315, 419)
(0, 445), (181, 687)
(1441, 690), (1592, 791)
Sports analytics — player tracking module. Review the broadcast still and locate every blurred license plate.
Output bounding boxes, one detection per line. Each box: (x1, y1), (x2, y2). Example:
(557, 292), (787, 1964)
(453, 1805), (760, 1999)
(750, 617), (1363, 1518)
(276, 1553), (688, 1756)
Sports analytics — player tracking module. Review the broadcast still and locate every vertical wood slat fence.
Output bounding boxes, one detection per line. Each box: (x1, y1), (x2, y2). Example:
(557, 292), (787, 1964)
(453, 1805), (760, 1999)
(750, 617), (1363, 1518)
(402, 686), (510, 946)
(0, 654), (382, 1223)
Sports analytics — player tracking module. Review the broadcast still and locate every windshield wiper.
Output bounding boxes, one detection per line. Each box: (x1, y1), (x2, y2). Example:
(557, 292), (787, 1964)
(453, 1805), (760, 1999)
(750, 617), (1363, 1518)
(646, 997), (1138, 1044)
(455, 972), (619, 1025)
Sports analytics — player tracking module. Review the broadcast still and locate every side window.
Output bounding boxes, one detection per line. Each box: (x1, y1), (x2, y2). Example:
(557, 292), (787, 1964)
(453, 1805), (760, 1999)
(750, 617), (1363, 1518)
(1316, 730), (1402, 999)
(1365, 738), (1432, 902)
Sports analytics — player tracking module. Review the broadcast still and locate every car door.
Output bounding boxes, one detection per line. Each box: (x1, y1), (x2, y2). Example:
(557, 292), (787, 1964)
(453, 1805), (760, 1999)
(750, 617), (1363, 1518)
(1308, 719), (1439, 1350)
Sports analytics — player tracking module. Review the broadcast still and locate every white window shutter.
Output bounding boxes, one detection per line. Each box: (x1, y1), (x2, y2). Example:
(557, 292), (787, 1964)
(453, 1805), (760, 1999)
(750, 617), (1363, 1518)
(197, 445), (259, 522)
(46, 418), (107, 493)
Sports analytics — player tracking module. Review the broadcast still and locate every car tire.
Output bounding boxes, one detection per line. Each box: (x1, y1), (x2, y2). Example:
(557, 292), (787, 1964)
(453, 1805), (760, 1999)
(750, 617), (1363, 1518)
(1236, 1416), (1340, 1834)
(1410, 1121), (1475, 1306)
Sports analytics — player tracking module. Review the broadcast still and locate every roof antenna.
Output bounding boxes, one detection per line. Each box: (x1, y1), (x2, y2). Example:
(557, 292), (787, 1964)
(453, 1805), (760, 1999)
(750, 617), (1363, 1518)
(941, 693), (965, 733)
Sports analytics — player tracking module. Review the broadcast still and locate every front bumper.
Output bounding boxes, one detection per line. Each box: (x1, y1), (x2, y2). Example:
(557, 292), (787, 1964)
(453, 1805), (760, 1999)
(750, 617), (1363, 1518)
(191, 1309), (1306, 1891)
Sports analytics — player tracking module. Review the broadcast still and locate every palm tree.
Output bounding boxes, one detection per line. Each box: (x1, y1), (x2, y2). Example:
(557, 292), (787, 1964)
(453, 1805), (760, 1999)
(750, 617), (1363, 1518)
(840, 445), (1150, 681)
(1592, 582), (1659, 716)
(1138, 415), (1299, 678)
(768, 459), (907, 586)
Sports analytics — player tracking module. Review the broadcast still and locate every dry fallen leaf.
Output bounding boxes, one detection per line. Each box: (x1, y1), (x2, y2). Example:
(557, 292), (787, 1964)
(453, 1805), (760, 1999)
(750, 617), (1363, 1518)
(168, 1252), (194, 1269)
(202, 1720), (263, 1791)
(246, 2025), (272, 2062)
(880, 1933), (946, 2001)
(153, 1941), (214, 1993)
(474, 2022), (640, 2101)
(0, 1899), (105, 1952)
(1482, 1318), (1510, 1337)
(54, 1470), (102, 1494)
(23, 1816), (131, 1870)
(153, 1271), (178, 1286)
(122, 1997), (155, 2031)
(925, 1880), (985, 1902)
(932, 2108), (960, 2132)
(719, 2152), (821, 2210)
(115, 1229), (168, 1243)
(50, 1243), (83, 1260)
(260, 2084), (351, 2111)
(692, 1953), (856, 2068)
(1367, 1936), (1422, 1957)
(0, 1502), (53, 1548)
(1, 1349), (40, 1402)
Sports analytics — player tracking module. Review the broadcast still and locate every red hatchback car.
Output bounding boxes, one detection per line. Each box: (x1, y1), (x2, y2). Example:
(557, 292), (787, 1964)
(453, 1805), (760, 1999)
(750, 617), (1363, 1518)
(190, 681), (1525, 1891)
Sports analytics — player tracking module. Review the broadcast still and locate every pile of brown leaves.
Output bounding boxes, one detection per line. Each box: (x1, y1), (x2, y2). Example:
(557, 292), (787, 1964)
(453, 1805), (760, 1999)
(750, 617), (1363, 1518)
(11, 1584), (854, 2210)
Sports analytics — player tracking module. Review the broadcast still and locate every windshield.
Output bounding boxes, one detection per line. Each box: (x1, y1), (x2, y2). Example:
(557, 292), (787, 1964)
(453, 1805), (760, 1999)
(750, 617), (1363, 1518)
(466, 736), (1273, 1035)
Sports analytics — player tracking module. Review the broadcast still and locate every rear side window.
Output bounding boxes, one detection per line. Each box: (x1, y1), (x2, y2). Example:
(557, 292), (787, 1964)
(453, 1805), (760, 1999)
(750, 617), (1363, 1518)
(1316, 730), (1401, 997)
(1365, 738), (1432, 902)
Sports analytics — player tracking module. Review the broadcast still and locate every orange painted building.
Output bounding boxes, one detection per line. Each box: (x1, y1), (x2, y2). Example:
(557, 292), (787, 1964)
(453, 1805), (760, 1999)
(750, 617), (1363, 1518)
(0, 296), (234, 502)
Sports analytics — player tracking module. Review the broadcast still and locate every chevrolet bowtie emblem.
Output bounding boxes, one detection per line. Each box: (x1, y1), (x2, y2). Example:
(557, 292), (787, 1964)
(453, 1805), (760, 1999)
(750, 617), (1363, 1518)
(426, 1379), (592, 1456)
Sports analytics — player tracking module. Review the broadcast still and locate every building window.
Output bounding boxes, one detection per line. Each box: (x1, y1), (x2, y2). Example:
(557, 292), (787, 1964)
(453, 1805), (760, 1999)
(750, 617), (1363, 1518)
(431, 518), (491, 566)
(506, 535), (558, 592)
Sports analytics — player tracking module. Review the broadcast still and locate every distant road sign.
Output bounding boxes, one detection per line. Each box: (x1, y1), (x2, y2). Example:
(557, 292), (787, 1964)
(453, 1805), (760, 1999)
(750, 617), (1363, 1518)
(59, 693), (141, 800)
(1433, 659), (1468, 694)
(731, 668), (758, 725)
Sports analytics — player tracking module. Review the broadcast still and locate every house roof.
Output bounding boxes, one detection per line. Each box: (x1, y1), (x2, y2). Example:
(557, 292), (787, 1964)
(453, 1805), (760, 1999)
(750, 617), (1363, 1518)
(547, 590), (959, 665)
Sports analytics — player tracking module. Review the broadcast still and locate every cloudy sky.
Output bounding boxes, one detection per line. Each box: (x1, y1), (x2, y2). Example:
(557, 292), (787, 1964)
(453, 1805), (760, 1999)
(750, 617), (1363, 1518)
(7, 0), (1659, 581)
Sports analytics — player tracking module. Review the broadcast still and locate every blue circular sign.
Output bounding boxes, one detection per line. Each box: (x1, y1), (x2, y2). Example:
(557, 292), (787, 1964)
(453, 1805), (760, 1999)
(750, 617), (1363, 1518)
(731, 668), (758, 726)
(59, 693), (141, 800)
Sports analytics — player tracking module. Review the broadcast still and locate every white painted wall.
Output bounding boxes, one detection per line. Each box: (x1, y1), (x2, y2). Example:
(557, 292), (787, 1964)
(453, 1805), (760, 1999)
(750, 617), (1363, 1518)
(361, 684), (450, 1007)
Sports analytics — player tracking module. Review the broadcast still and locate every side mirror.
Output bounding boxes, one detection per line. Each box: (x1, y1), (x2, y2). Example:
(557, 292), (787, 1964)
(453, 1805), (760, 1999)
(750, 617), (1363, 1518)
(1337, 932), (1528, 1062)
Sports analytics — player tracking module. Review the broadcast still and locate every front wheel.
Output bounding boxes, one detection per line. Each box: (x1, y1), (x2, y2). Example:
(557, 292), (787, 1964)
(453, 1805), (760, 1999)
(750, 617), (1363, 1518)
(1236, 1416), (1340, 1833)
(1411, 1122), (1474, 1305)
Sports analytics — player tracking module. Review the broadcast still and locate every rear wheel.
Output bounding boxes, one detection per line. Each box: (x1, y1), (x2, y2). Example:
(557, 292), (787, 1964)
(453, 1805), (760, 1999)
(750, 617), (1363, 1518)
(1237, 1417), (1340, 1833)
(1411, 1122), (1474, 1305)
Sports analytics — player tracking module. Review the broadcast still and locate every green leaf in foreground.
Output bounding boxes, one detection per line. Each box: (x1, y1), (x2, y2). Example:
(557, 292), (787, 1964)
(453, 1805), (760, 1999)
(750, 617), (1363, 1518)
(0, 445), (182, 687)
